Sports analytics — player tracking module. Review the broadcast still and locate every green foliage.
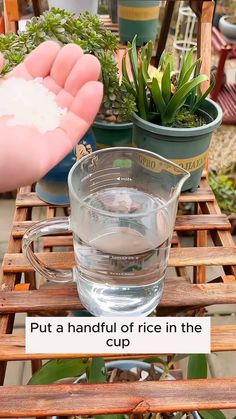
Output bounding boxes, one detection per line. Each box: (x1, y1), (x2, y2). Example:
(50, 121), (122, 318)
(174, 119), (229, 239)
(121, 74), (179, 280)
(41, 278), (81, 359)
(28, 358), (88, 385)
(0, 8), (136, 122)
(123, 37), (215, 127)
(209, 170), (236, 214)
(199, 411), (226, 419)
(187, 354), (207, 379)
(87, 357), (106, 384)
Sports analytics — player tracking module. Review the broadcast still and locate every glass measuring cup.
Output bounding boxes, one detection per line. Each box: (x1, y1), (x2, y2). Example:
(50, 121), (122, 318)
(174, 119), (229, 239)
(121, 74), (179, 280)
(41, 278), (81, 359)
(22, 147), (190, 316)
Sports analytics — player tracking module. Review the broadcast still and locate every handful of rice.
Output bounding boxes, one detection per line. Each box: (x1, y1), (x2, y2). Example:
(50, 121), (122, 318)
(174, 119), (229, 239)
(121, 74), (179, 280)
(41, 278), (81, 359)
(0, 77), (67, 133)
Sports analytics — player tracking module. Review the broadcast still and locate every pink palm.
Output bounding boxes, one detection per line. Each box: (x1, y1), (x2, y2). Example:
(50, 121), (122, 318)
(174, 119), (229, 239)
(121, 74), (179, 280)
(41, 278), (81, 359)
(0, 41), (103, 192)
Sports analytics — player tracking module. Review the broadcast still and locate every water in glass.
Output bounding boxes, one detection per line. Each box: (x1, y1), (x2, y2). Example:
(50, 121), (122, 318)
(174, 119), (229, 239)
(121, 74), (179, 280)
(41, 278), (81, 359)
(73, 186), (171, 316)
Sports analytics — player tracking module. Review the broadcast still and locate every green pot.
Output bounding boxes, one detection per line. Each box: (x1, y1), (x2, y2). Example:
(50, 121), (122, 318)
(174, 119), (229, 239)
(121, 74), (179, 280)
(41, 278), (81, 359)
(118, 0), (161, 46)
(108, 0), (118, 23)
(92, 120), (133, 149)
(132, 98), (223, 192)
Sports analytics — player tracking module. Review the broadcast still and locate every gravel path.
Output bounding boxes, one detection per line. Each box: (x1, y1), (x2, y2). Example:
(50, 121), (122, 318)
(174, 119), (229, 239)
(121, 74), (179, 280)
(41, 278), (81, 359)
(209, 124), (236, 171)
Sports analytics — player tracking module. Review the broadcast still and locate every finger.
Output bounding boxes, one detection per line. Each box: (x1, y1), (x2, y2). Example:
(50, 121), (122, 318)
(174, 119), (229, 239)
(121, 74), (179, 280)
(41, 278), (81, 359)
(56, 89), (73, 109)
(50, 43), (84, 88)
(64, 54), (101, 96)
(0, 53), (4, 73)
(43, 76), (61, 94)
(24, 41), (61, 78)
(7, 62), (32, 80)
(70, 80), (103, 123)
(61, 80), (103, 141)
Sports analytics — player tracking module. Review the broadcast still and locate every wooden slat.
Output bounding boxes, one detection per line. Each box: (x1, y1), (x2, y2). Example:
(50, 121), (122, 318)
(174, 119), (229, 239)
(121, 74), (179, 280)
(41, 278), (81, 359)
(43, 236), (73, 248)
(211, 325), (236, 352)
(3, 247), (236, 273)
(16, 193), (61, 208)
(1, 279), (236, 313)
(175, 214), (230, 230)
(0, 325), (235, 360)
(193, 204), (207, 283)
(0, 379), (236, 417)
(179, 188), (214, 203)
(11, 214), (231, 238)
(15, 188), (215, 208)
(0, 186), (33, 384)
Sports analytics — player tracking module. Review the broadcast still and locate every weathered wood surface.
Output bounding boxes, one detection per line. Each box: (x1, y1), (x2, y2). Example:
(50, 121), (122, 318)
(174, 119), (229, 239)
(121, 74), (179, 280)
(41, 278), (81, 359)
(1, 279), (236, 313)
(0, 379), (236, 417)
(0, 325), (235, 360)
(15, 189), (215, 208)
(3, 247), (236, 274)
(0, 186), (33, 384)
(11, 214), (231, 238)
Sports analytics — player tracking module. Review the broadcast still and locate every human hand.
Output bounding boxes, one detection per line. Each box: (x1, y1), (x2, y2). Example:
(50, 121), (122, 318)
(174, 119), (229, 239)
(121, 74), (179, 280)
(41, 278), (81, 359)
(0, 41), (103, 192)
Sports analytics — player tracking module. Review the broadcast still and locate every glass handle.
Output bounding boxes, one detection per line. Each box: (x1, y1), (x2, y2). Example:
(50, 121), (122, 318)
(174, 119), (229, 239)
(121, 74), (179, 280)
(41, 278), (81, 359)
(22, 217), (73, 283)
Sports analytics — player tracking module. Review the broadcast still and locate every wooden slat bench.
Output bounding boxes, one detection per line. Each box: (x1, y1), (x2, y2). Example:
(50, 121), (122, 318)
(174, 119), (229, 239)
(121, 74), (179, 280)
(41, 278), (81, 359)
(0, 176), (236, 415)
(1, 379), (236, 417)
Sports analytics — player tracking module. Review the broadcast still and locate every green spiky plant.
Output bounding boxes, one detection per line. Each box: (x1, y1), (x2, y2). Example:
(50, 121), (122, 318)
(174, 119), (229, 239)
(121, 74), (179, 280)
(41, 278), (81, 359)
(122, 36), (214, 128)
(0, 8), (136, 123)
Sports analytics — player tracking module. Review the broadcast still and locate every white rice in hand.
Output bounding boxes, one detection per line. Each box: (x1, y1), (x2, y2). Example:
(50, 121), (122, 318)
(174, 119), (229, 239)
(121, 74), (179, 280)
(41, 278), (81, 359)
(0, 77), (67, 133)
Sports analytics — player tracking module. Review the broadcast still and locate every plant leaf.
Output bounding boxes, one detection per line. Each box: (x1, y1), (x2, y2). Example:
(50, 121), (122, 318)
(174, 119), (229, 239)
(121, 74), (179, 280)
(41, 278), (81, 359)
(198, 410), (227, 419)
(178, 47), (195, 86)
(127, 36), (138, 92)
(158, 50), (166, 71)
(87, 357), (106, 384)
(190, 75), (215, 113)
(121, 52), (136, 96)
(163, 74), (208, 124)
(179, 58), (201, 87)
(142, 57), (151, 83)
(138, 65), (148, 120)
(187, 354), (207, 379)
(141, 40), (153, 66)
(121, 51), (130, 82)
(165, 52), (174, 73)
(28, 358), (88, 385)
(150, 77), (166, 120)
(161, 62), (171, 104)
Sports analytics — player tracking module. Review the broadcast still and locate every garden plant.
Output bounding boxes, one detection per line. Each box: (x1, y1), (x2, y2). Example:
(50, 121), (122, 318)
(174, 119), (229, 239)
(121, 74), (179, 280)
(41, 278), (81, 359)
(122, 37), (222, 191)
(0, 8), (136, 124)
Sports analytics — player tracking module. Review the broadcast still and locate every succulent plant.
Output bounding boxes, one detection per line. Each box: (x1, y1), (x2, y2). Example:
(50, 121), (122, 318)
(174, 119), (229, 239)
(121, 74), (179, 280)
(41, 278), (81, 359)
(0, 8), (136, 123)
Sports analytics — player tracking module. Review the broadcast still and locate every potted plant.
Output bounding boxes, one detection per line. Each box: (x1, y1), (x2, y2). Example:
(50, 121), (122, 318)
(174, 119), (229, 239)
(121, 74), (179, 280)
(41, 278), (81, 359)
(122, 38), (223, 191)
(219, 14), (236, 42)
(0, 9), (135, 201)
(47, 0), (99, 15)
(118, 0), (161, 46)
